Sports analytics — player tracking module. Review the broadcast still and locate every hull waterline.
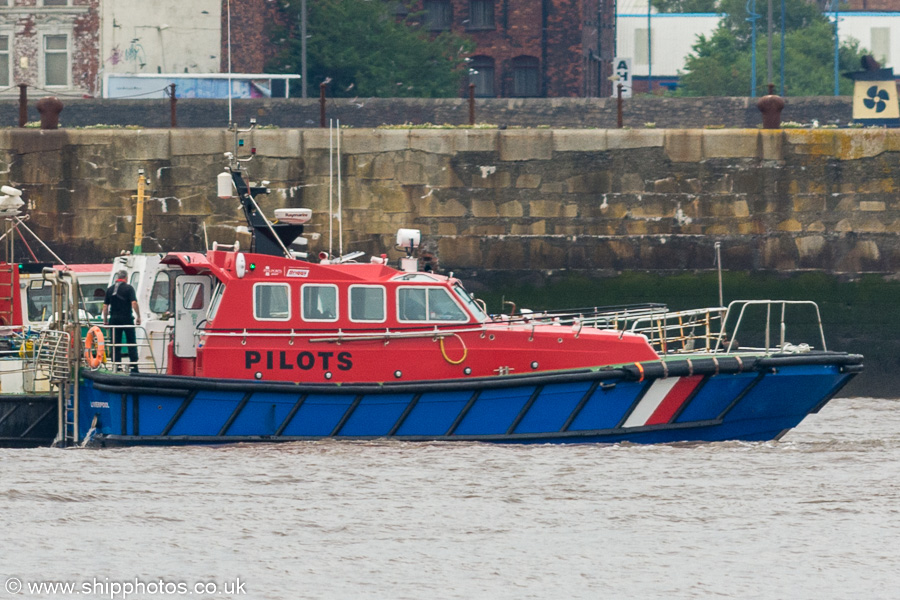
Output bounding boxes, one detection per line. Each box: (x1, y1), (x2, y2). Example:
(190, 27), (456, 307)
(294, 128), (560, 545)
(77, 352), (862, 446)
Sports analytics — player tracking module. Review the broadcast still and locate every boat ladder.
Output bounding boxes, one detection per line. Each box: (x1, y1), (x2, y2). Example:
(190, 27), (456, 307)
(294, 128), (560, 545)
(34, 328), (78, 446)
(0, 263), (16, 326)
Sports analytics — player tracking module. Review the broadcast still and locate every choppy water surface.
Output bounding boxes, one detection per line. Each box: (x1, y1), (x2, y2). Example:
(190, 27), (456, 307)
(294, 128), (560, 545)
(1, 397), (899, 600)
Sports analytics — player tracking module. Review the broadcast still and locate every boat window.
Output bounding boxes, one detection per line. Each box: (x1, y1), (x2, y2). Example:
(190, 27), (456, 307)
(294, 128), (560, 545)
(79, 282), (107, 320)
(254, 283), (291, 321)
(207, 281), (224, 321)
(452, 283), (487, 321)
(26, 280), (53, 322)
(302, 284), (338, 322)
(397, 286), (468, 322)
(148, 271), (171, 314)
(349, 285), (385, 322)
(181, 282), (205, 310)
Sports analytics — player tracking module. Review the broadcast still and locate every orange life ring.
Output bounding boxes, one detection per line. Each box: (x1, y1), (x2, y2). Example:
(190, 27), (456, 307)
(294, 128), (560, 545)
(84, 326), (106, 369)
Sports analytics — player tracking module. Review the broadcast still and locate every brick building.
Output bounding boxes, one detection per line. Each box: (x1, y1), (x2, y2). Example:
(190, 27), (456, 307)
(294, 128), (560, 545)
(844, 1), (900, 9)
(415, 0), (616, 98)
(220, 0), (285, 73)
(0, 0), (281, 100)
(0, 0), (101, 97)
(0, 1), (614, 101)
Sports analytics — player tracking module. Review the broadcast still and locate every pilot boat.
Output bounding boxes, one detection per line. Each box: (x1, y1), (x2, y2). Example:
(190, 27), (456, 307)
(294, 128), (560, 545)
(62, 127), (863, 447)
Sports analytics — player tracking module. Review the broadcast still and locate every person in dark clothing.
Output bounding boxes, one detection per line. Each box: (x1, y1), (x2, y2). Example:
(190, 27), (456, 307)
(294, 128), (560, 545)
(102, 270), (142, 372)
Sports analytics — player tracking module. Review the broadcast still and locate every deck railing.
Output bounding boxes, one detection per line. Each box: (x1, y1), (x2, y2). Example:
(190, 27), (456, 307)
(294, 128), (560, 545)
(622, 300), (826, 356)
(148, 300), (827, 361)
(91, 324), (161, 374)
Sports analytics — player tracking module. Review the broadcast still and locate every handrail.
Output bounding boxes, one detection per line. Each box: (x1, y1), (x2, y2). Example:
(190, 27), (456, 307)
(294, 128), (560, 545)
(74, 299), (830, 363)
(623, 300), (826, 357)
(94, 324), (159, 373)
(716, 300), (826, 355)
(627, 307), (726, 355)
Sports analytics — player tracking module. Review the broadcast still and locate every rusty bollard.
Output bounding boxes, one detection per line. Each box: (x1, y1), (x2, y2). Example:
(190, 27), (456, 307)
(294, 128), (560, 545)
(756, 83), (785, 129)
(36, 96), (63, 129)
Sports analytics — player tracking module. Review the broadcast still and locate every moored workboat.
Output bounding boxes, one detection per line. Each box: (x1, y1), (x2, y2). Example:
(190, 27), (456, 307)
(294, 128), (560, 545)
(58, 124), (862, 446)
(0, 186), (112, 447)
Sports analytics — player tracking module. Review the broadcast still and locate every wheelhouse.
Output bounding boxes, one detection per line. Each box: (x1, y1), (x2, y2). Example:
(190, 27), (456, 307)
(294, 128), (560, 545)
(165, 250), (487, 332)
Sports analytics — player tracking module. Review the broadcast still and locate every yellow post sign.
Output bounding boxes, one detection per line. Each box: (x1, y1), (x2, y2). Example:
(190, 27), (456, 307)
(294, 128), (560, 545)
(853, 81), (900, 121)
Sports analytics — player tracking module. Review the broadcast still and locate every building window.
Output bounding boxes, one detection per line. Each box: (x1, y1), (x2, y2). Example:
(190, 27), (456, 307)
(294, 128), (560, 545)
(634, 28), (649, 65)
(872, 28), (890, 65)
(423, 0), (451, 31)
(468, 0), (494, 30)
(512, 56), (540, 97)
(424, 0), (451, 31)
(468, 55), (494, 97)
(44, 35), (69, 87)
(0, 36), (8, 88)
(390, 2), (409, 17)
(43, 0), (69, 5)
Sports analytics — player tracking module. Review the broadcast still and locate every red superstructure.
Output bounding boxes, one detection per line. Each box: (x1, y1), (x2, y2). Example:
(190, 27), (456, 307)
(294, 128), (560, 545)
(160, 250), (660, 384)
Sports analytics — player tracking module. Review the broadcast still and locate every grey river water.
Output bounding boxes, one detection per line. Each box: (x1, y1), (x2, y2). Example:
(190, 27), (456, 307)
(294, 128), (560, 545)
(1, 397), (899, 600)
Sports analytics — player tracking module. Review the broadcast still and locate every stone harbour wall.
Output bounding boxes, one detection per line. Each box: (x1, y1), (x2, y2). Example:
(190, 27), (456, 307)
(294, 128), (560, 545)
(1, 127), (899, 278)
(0, 96), (853, 130)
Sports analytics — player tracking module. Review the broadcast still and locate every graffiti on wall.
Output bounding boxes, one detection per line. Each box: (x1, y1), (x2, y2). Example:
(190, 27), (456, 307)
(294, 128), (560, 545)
(106, 39), (146, 69)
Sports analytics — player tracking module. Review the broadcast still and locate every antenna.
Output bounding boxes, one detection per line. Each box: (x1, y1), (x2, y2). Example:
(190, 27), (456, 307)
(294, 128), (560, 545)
(328, 119), (334, 257)
(227, 0), (233, 124)
(714, 241), (723, 307)
(337, 119), (342, 257)
(224, 120), (293, 260)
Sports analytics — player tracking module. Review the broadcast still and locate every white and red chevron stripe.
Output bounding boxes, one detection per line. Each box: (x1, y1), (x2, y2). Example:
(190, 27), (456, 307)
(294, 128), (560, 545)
(623, 375), (704, 428)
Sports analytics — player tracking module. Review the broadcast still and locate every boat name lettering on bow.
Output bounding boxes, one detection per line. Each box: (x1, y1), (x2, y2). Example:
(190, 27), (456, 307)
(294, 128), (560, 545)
(244, 350), (352, 371)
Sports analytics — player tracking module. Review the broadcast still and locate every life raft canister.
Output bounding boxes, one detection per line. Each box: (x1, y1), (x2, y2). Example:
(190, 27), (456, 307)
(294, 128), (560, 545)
(84, 326), (106, 368)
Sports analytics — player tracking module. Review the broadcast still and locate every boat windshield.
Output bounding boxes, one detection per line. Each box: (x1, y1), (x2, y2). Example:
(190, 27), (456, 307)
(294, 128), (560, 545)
(207, 281), (224, 322)
(26, 280), (53, 322)
(79, 282), (107, 320)
(452, 283), (487, 322)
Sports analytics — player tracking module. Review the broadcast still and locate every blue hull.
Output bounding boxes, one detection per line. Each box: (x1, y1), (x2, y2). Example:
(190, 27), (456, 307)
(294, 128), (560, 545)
(76, 353), (861, 446)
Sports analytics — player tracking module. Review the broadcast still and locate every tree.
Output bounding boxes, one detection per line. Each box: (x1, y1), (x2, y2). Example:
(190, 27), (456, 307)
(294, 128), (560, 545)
(268, 0), (474, 98)
(672, 0), (867, 96)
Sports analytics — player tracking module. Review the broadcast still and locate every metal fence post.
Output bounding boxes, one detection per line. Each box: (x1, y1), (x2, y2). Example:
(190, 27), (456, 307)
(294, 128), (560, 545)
(617, 84), (624, 128)
(18, 84), (27, 127)
(169, 84), (177, 128)
(320, 83), (327, 128)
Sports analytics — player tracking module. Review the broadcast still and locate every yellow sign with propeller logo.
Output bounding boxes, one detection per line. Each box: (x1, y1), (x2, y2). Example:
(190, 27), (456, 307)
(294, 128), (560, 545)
(852, 81), (900, 121)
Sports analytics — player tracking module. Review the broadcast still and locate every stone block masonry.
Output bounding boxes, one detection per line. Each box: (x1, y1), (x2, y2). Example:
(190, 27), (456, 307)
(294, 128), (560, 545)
(0, 96), (854, 130)
(1, 128), (900, 277)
